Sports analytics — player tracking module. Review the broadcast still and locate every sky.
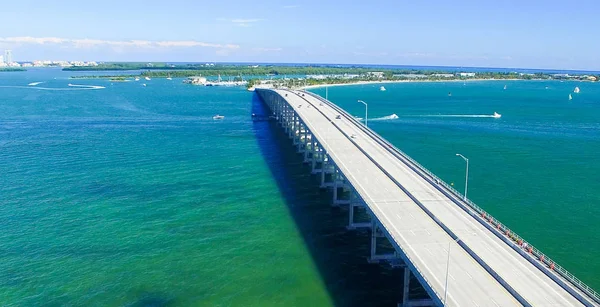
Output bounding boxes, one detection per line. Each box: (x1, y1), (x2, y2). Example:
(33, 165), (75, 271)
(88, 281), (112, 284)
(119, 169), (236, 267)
(1, 0), (599, 70)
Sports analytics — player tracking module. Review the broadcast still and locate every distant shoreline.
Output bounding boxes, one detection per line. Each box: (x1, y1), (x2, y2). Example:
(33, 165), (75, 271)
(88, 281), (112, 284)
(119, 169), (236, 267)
(300, 78), (532, 90)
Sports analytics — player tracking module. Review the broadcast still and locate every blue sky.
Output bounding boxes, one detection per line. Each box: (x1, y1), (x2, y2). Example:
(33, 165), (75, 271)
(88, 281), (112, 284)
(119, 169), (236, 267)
(1, 0), (599, 70)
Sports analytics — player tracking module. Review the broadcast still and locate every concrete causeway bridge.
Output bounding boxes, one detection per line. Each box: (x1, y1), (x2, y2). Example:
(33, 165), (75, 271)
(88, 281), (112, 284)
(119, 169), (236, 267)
(255, 88), (600, 307)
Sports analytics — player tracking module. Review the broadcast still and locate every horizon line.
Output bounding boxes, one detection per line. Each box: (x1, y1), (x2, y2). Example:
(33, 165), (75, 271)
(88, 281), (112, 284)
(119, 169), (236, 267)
(13, 60), (600, 74)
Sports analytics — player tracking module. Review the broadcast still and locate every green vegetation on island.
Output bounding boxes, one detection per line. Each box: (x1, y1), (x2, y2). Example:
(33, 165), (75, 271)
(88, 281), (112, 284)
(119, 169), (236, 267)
(64, 62), (173, 71)
(0, 68), (26, 72)
(109, 76), (128, 82)
(68, 64), (600, 86)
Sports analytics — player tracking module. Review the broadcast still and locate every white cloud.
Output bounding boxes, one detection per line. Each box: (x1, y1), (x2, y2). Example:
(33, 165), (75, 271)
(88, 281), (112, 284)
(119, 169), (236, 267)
(230, 18), (262, 23)
(0, 36), (240, 49)
(353, 51), (389, 57)
(217, 18), (264, 27)
(396, 52), (437, 58)
(253, 47), (283, 52)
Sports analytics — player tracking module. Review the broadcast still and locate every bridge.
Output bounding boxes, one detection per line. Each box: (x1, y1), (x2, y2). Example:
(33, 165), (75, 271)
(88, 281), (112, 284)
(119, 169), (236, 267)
(255, 88), (600, 307)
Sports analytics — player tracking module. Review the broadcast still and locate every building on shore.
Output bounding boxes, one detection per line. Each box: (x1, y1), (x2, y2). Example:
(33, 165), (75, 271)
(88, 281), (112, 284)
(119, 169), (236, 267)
(184, 76), (207, 85)
(393, 74), (428, 79)
(4, 50), (12, 64)
(458, 72), (476, 77)
(367, 71), (385, 78)
(432, 73), (455, 78)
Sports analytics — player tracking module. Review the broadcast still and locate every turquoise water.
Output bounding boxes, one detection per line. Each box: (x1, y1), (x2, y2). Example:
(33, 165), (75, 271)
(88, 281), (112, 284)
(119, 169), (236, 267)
(311, 80), (600, 290)
(1, 69), (598, 305)
(0, 69), (407, 306)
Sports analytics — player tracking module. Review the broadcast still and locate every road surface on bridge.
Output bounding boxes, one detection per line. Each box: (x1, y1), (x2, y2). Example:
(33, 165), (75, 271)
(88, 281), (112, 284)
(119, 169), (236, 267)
(273, 88), (590, 306)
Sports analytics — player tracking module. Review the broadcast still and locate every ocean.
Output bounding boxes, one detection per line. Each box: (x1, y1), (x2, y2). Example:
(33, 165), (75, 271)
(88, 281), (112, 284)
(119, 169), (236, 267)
(0, 69), (598, 305)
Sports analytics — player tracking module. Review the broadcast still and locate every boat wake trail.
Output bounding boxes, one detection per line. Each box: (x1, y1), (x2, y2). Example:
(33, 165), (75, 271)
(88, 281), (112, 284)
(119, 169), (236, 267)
(370, 114), (399, 121)
(68, 83), (106, 89)
(0, 84), (106, 91)
(418, 113), (500, 118)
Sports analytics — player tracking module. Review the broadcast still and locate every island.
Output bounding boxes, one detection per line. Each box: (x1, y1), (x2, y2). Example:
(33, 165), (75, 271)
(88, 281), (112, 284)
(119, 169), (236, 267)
(67, 63), (600, 90)
(0, 67), (26, 72)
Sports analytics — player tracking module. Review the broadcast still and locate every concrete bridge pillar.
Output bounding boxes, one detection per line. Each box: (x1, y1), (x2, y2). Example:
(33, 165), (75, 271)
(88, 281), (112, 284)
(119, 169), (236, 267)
(369, 221), (398, 264)
(347, 192), (371, 230)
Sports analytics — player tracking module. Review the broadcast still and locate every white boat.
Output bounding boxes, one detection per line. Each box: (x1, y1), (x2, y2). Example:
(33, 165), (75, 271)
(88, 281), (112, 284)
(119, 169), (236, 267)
(380, 86), (386, 91)
(142, 83), (147, 87)
(574, 86), (580, 93)
(212, 115), (225, 120)
(145, 77), (151, 81)
(504, 85), (507, 90)
(134, 77), (140, 81)
(492, 112), (502, 118)
(166, 74), (172, 80)
(569, 94), (573, 100)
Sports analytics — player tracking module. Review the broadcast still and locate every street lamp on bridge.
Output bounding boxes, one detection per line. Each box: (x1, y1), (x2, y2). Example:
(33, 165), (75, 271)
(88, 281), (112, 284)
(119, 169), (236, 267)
(357, 100), (368, 127)
(444, 237), (462, 306)
(455, 153), (469, 200)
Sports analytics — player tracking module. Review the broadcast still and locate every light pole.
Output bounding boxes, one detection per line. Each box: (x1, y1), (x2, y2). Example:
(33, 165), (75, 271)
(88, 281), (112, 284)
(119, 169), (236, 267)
(357, 100), (368, 127)
(455, 153), (469, 200)
(444, 237), (461, 306)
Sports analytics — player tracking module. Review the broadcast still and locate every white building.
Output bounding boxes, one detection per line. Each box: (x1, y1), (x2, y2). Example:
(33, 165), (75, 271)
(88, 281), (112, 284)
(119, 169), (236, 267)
(4, 50), (12, 64)
(432, 73), (454, 78)
(458, 72), (476, 77)
(0, 55), (4, 64)
(368, 71), (385, 78)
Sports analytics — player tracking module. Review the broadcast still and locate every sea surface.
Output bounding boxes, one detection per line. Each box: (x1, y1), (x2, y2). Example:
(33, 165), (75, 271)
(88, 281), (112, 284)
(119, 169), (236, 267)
(0, 68), (598, 306)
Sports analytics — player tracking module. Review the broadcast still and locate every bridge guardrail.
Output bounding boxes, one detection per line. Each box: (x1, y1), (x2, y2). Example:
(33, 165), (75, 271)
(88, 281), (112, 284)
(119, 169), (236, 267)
(301, 89), (600, 304)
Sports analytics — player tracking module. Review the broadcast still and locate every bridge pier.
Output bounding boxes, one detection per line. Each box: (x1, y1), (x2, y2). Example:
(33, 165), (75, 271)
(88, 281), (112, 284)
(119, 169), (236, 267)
(347, 193), (371, 230)
(369, 220), (398, 264)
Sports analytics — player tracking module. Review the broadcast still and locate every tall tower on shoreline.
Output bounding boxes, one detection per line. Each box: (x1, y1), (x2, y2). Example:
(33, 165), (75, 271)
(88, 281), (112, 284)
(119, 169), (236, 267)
(4, 50), (13, 64)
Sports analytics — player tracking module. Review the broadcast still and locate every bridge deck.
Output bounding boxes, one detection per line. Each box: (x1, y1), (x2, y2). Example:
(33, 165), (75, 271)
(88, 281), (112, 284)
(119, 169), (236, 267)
(273, 89), (590, 306)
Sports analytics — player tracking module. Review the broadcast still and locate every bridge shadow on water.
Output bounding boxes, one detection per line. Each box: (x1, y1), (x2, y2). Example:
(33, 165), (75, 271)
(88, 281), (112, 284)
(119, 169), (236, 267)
(251, 95), (426, 306)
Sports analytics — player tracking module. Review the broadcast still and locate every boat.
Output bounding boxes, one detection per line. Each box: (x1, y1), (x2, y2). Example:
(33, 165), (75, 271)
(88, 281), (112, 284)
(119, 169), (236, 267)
(142, 83), (147, 87)
(504, 85), (507, 90)
(134, 77), (140, 81)
(212, 115), (225, 120)
(380, 86), (386, 91)
(569, 94), (573, 100)
(492, 112), (502, 118)
(574, 87), (580, 93)
(145, 77), (151, 81)
(448, 92), (452, 97)
(166, 74), (172, 81)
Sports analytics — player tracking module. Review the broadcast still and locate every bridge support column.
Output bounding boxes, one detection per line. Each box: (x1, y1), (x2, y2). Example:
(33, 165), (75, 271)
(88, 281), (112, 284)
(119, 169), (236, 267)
(369, 221), (398, 264)
(309, 138), (318, 167)
(347, 194), (371, 230)
(403, 267), (411, 306)
(399, 268), (435, 307)
(303, 132), (311, 162)
(320, 154), (335, 189)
